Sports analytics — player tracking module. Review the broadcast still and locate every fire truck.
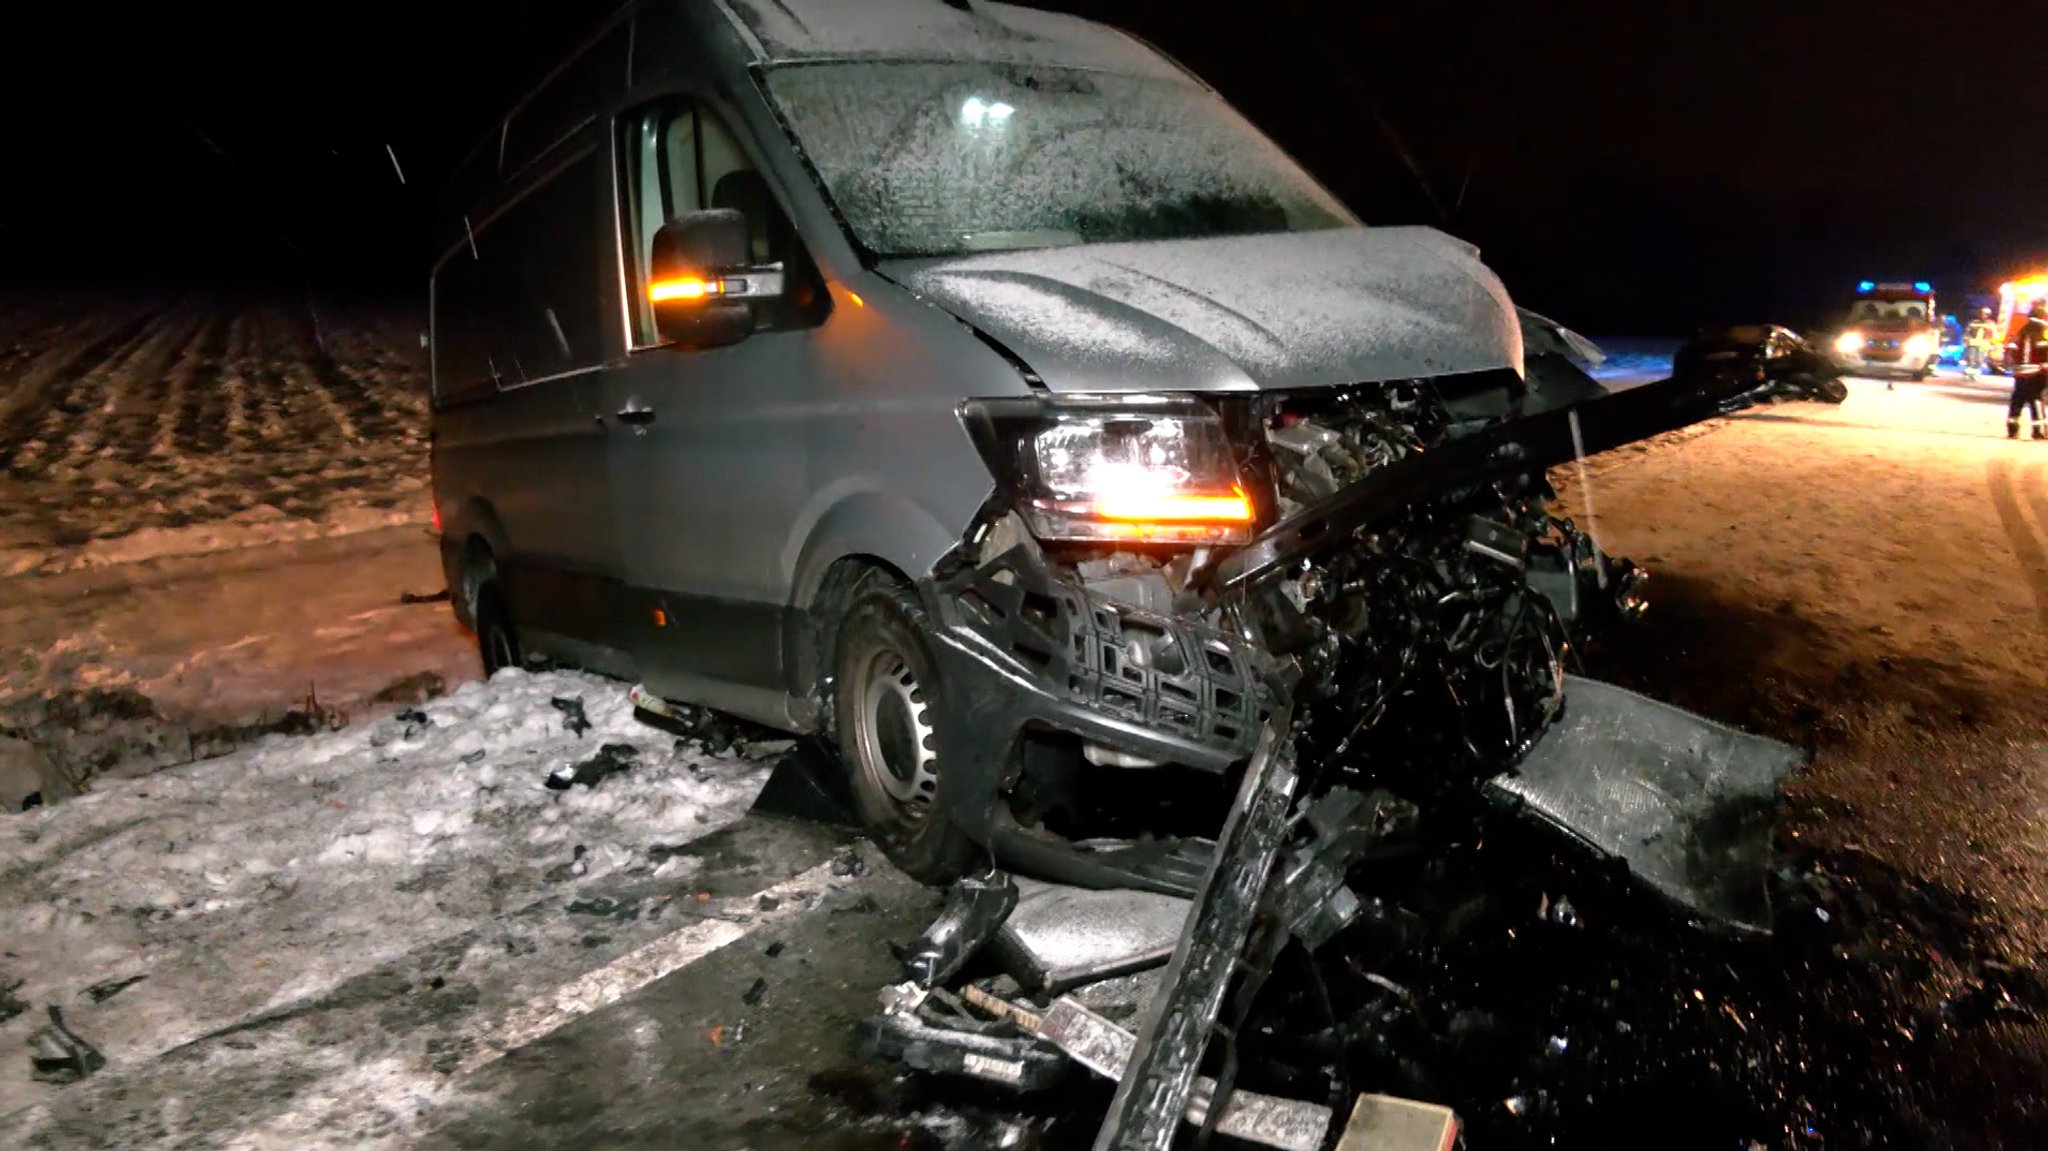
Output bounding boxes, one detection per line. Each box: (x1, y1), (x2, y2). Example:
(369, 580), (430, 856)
(1991, 275), (2048, 372)
(1829, 280), (1941, 380)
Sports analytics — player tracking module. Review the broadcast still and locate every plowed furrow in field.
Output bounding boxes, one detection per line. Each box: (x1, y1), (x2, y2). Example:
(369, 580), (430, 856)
(70, 307), (211, 470)
(0, 307), (161, 469)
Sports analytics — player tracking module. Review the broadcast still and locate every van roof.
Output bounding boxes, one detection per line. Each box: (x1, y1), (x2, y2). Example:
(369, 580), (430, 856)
(718, 0), (1188, 80)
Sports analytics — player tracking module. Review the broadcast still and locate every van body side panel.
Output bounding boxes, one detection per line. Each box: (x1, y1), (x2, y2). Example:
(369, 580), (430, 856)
(431, 72), (632, 658)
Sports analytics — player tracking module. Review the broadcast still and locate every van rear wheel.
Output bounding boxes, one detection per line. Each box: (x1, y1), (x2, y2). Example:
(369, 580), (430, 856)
(834, 583), (978, 883)
(475, 581), (521, 676)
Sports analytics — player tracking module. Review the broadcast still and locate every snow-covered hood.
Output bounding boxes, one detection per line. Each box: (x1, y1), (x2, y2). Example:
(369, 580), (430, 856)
(881, 226), (1524, 393)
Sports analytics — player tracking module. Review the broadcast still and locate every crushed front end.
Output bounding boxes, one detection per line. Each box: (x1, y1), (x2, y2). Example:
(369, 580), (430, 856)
(878, 353), (1810, 1150)
(914, 352), (1774, 903)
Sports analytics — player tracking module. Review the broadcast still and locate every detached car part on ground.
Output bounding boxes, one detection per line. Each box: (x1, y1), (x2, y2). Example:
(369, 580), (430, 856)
(1674, 325), (1849, 405)
(846, 327), (1807, 1147)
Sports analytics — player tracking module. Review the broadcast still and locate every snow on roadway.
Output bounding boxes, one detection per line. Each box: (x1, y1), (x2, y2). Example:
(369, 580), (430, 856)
(0, 668), (777, 1142)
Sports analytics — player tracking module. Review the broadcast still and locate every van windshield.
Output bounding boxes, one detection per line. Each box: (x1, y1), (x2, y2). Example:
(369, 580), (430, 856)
(759, 61), (1356, 259)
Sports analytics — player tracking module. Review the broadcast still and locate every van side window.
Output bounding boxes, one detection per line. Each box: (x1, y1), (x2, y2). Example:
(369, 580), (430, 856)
(434, 148), (608, 403)
(617, 99), (824, 348)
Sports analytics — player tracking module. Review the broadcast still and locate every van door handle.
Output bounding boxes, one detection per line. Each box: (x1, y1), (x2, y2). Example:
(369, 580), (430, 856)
(615, 403), (656, 427)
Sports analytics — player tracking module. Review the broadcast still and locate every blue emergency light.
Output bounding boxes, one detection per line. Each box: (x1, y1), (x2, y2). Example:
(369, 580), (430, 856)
(1858, 281), (1875, 292)
(1914, 281), (1932, 293)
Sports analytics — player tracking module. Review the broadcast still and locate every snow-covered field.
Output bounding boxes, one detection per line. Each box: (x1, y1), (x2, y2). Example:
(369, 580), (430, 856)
(0, 669), (780, 1142)
(0, 294), (429, 578)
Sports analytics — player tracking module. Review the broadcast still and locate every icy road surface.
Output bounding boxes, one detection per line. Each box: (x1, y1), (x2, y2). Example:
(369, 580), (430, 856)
(0, 670), (787, 1143)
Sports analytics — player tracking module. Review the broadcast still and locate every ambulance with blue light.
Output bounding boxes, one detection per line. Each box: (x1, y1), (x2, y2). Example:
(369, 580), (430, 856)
(1830, 280), (1940, 380)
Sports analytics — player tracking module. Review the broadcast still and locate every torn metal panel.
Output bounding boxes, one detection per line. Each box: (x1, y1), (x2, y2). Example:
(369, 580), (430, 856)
(855, 1009), (1068, 1092)
(1485, 675), (1805, 933)
(992, 878), (1190, 993)
(1040, 998), (1332, 1151)
(1197, 365), (1766, 593)
(1092, 715), (1301, 1151)
(901, 870), (1020, 988)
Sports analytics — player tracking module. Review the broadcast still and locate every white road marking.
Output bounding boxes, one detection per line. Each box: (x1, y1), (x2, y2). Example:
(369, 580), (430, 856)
(455, 855), (857, 1075)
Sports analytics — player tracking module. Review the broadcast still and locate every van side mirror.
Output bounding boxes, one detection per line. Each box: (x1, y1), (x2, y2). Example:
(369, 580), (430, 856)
(647, 209), (785, 349)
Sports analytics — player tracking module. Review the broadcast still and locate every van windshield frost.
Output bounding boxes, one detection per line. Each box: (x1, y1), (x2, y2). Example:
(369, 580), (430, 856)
(760, 61), (1356, 258)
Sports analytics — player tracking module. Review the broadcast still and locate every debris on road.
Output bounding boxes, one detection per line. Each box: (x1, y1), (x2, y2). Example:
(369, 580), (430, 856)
(900, 870), (1016, 988)
(551, 696), (591, 736)
(27, 1005), (105, 1084)
(546, 743), (640, 791)
(742, 977), (769, 1007)
(1332, 1095), (1461, 1151)
(831, 850), (869, 879)
(993, 877), (1186, 994)
(81, 974), (147, 1004)
(394, 707), (433, 740)
(398, 587), (452, 604)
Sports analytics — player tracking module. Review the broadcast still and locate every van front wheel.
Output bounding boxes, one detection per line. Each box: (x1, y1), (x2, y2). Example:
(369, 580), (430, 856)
(834, 584), (978, 883)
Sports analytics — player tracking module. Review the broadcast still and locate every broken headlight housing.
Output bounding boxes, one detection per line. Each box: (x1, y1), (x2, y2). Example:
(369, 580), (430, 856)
(960, 396), (1256, 545)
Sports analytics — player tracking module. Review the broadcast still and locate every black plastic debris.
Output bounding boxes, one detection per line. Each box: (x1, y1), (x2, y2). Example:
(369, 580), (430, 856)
(902, 871), (1018, 989)
(395, 708), (432, 740)
(748, 741), (863, 829)
(566, 897), (641, 921)
(550, 697), (591, 737)
(764, 941), (786, 959)
(831, 851), (869, 879)
(743, 977), (769, 1007)
(19, 792), (40, 812)
(82, 974), (146, 1004)
(461, 748), (487, 764)
(547, 743), (639, 791)
(399, 588), (452, 604)
(28, 1005), (104, 1084)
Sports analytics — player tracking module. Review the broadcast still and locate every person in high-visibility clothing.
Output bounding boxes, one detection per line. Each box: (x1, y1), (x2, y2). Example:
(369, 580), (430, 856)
(1964, 307), (1998, 380)
(2003, 299), (2048, 439)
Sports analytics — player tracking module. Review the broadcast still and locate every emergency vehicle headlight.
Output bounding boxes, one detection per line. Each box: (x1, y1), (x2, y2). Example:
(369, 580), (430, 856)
(1903, 332), (1937, 357)
(1834, 331), (1864, 355)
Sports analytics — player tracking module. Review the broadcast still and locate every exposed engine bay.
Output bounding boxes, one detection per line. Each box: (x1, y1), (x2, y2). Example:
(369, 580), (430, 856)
(862, 350), (1810, 1149)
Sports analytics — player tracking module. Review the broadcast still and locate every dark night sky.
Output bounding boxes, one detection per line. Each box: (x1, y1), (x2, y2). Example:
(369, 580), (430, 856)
(4, 0), (2042, 334)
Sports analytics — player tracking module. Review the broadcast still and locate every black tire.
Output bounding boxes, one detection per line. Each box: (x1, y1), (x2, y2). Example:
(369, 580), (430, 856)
(474, 581), (522, 676)
(1817, 377), (1850, 403)
(833, 583), (978, 882)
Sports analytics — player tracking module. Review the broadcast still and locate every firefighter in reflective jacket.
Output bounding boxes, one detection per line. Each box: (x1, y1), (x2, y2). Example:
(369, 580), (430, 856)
(2005, 300), (2048, 439)
(1965, 308), (1999, 379)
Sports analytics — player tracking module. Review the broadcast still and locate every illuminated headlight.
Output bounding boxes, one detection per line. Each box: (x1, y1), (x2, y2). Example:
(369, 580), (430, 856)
(1903, 332), (1938, 357)
(1833, 331), (1864, 355)
(959, 396), (1255, 544)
